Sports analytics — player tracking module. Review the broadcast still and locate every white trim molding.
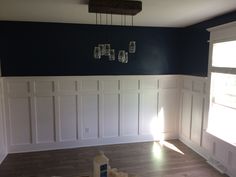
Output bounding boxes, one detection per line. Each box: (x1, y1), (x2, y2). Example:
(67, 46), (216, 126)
(207, 21), (236, 43)
(179, 75), (236, 177)
(2, 73), (236, 177)
(3, 75), (181, 153)
(0, 78), (7, 164)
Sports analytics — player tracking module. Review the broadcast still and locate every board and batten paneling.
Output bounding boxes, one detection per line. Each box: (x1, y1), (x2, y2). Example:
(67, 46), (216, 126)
(0, 78), (7, 164)
(179, 76), (236, 177)
(4, 76), (180, 153)
(59, 95), (77, 142)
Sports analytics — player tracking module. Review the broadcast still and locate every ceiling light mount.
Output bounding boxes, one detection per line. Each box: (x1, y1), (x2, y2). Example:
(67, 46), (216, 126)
(89, 0), (142, 16)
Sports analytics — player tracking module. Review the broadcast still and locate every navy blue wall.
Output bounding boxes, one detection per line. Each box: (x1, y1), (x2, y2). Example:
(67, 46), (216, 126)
(180, 11), (236, 76)
(0, 21), (182, 76)
(0, 11), (235, 76)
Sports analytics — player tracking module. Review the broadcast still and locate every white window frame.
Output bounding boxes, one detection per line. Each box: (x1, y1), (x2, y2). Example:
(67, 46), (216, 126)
(207, 21), (236, 145)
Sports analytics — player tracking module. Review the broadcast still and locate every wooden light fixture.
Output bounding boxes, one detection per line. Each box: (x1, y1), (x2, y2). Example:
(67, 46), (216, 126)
(89, 0), (142, 16)
(90, 0), (141, 63)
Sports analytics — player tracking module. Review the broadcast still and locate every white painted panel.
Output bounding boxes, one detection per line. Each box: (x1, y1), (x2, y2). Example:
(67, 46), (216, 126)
(202, 131), (213, 153)
(81, 80), (98, 91)
(140, 92), (157, 135)
(140, 79), (158, 89)
(4, 76), (181, 154)
(214, 140), (228, 166)
(59, 95), (77, 141)
(103, 94), (119, 137)
(35, 81), (54, 93)
(59, 80), (77, 92)
(0, 114), (4, 152)
(159, 91), (178, 133)
(160, 79), (177, 89)
(82, 94), (98, 139)
(122, 93), (138, 136)
(102, 80), (119, 91)
(8, 81), (29, 94)
(228, 148), (236, 176)
(0, 93), (6, 162)
(36, 96), (55, 143)
(193, 81), (204, 93)
(9, 98), (31, 145)
(191, 95), (203, 145)
(0, 82), (2, 94)
(183, 79), (192, 90)
(122, 80), (138, 90)
(181, 92), (192, 138)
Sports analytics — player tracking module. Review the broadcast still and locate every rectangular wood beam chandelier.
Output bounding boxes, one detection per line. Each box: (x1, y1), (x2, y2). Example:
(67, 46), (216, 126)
(89, 0), (142, 16)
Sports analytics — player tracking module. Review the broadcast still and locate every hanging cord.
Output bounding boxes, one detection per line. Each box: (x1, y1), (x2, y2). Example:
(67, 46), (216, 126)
(111, 14), (113, 25)
(96, 13), (97, 25)
(124, 15), (126, 26)
(100, 13), (102, 25)
(106, 13), (108, 25)
(132, 15), (134, 27)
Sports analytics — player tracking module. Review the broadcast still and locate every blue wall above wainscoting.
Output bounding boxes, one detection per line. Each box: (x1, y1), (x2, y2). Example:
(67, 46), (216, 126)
(0, 21), (182, 76)
(0, 11), (235, 76)
(180, 11), (236, 77)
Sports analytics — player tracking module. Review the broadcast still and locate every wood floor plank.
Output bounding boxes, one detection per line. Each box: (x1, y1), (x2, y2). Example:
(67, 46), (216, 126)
(0, 140), (228, 177)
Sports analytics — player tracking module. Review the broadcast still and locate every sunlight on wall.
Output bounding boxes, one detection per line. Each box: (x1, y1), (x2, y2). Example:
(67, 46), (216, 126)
(150, 107), (184, 157)
(150, 108), (164, 141)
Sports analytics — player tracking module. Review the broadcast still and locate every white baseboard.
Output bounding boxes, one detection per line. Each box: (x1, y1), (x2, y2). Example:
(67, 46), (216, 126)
(207, 157), (227, 174)
(0, 151), (7, 164)
(179, 136), (208, 160)
(8, 133), (178, 154)
(179, 136), (235, 177)
(5, 75), (180, 154)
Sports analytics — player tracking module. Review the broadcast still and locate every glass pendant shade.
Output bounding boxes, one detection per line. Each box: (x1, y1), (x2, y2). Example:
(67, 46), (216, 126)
(109, 49), (115, 61)
(105, 44), (111, 56)
(94, 46), (101, 59)
(93, 14), (136, 63)
(129, 41), (136, 53)
(98, 44), (106, 56)
(118, 50), (126, 62)
(123, 52), (128, 63)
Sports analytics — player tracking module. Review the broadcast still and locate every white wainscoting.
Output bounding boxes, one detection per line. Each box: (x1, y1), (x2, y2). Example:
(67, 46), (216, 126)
(179, 76), (236, 177)
(4, 75), (180, 153)
(3, 74), (236, 176)
(0, 78), (7, 164)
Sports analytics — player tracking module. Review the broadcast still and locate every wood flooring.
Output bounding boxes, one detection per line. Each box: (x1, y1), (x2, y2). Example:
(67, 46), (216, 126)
(0, 140), (229, 177)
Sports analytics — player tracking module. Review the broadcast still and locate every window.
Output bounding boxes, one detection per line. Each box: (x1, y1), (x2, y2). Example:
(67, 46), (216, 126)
(212, 41), (236, 68)
(208, 40), (236, 146)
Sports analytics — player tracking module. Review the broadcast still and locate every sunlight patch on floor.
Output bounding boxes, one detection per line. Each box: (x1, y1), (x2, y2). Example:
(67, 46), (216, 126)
(152, 141), (184, 159)
(160, 141), (184, 155)
(152, 141), (163, 160)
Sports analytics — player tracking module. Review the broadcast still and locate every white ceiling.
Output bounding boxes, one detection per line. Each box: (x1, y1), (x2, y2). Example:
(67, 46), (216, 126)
(0, 0), (235, 27)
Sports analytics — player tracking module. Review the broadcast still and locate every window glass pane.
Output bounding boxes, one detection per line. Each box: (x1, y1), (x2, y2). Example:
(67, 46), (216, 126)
(211, 73), (236, 108)
(212, 40), (236, 68)
(208, 73), (236, 145)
